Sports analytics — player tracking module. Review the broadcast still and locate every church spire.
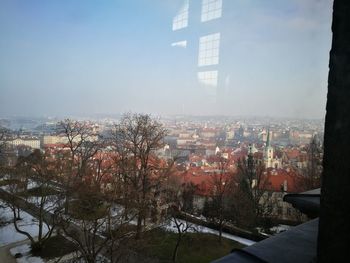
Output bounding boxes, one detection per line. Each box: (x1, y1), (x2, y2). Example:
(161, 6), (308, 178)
(266, 128), (271, 147)
(265, 129), (274, 168)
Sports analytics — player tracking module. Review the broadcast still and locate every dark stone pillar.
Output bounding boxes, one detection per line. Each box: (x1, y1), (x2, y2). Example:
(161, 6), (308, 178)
(318, 1), (350, 262)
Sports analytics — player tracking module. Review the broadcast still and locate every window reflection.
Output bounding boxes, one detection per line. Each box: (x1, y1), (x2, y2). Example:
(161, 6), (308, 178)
(201, 0), (222, 22)
(172, 0), (189, 31)
(198, 33), (220, 66)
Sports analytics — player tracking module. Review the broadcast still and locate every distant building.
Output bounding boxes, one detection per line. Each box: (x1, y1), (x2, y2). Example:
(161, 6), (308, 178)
(8, 138), (40, 149)
(248, 144), (258, 154)
(264, 131), (282, 169)
(42, 135), (68, 146)
(41, 134), (98, 147)
(264, 131), (274, 168)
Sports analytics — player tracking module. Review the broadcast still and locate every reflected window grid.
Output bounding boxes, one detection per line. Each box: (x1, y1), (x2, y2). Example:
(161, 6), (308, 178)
(201, 0), (222, 22)
(171, 40), (187, 48)
(172, 0), (189, 31)
(198, 70), (218, 86)
(198, 33), (220, 66)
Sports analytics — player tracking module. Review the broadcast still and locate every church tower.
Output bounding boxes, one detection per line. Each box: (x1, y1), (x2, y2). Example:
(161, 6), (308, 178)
(265, 130), (274, 168)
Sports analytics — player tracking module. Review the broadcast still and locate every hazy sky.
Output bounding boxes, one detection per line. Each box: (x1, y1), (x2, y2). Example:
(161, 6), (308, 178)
(0, 0), (333, 118)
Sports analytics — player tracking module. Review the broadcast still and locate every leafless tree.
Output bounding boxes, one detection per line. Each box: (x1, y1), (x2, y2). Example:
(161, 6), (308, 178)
(170, 212), (193, 262)
(58, 178), (136, 263)
(57, 119), (100, 213)
(235, 152), (271, 227)
(6, 150), (62, 251)
(112, 113), (168, 239)
(0, 127), (10, 168)
(53, 125), (135, 263)
(58, 184), (110, 263)
(0, 127), (7, 153)
(181, 182), (198, 214)
(165, 175), (194, 262)
(298, 135), (323, 191)
(203, 155), (233, 242)
(109, 125), (135, 221)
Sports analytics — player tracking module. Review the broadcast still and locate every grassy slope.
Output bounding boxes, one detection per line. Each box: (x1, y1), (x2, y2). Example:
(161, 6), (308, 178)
(135, 228), (245, 263)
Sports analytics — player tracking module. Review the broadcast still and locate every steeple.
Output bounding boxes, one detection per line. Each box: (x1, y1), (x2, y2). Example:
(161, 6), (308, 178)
(265, 129), (274, 168)
(266, 129), (271, 147)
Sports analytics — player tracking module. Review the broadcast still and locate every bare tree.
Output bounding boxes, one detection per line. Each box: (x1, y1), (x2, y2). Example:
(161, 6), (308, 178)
(6, 150), (62, 251)
(203, 155), (232, 242)
(59, 176), (136, 263)
(165, 175), (194, 262)
(298, 135), (323, 191)
(59, 184), (110, 263)
(170, 211), (193, 262)
(109, 125), (135, 221)
(235, 151), (271, 227)
(0, 127), (10, 168)
(112, 113), (168, 239)
(54, 126), (135, 263)
(57, 119), (100, 213)
(181, 182), (198, 214)
(0, 127), (7, 155)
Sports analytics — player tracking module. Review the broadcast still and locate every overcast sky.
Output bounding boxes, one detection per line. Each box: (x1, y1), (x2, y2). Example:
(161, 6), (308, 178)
(0, 0), (333, 118)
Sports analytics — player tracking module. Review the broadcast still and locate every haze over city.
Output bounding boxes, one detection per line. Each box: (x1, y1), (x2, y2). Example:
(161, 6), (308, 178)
(0, 0), (332, 118)
(3, 1), (350, 263)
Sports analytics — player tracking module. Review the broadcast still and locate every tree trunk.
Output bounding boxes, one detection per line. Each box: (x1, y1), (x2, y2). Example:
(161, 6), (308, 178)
(135, 212), (143, 239)
(38, 216), (43, 241)
(219, 222), (223, 243)
(64, 191), (69, 214)
(38, 201), (43, 241)
(12, 208), (35, 244)
(16, 207), (21, 220)
(123, 197), (129, 220)
(172, 235), (181, 262)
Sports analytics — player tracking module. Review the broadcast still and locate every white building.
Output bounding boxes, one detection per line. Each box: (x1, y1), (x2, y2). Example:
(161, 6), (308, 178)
(41, 135), (98, 146)
(9, 138), (40, 149)
(264, 131), (282, 169)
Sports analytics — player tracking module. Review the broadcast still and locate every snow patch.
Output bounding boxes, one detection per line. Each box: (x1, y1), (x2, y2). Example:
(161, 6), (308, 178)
(0, 201), (49, 247)
(163, 218), (255, 246)
(10, 244), (44, 263)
